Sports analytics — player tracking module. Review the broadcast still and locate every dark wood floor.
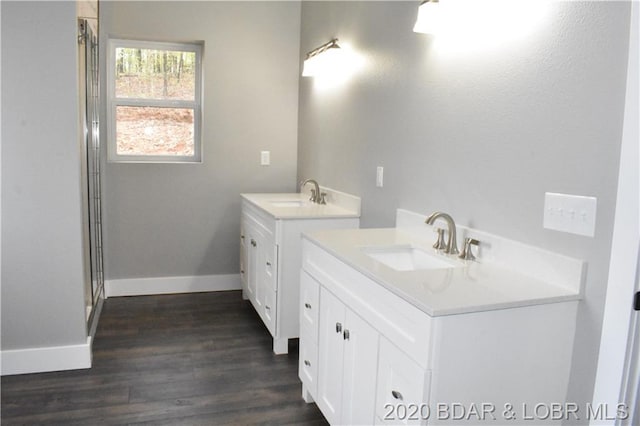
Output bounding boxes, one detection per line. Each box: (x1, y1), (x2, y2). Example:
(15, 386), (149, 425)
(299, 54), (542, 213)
(1, 291), (328, 425)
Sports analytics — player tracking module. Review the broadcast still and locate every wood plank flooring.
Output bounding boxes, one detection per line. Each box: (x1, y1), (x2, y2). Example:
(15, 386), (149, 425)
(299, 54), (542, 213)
(1, 291), (328, 425)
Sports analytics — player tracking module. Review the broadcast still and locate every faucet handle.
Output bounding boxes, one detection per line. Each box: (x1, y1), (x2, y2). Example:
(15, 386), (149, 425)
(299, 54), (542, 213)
(319, 192), (327, 205)
(309, 189), (317, 202)
(459, 237), (479, 261)
(432, 228), (447, 251)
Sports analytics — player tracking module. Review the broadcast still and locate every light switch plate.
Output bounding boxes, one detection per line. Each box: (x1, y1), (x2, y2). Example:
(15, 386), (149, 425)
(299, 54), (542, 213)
(543, 192), (597, 237)
(260, 151), (270, 166)
(376, 166), (384, 187)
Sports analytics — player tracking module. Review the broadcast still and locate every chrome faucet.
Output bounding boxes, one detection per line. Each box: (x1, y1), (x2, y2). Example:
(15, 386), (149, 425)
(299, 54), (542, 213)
(300, 179), (325, 204)
(425, 211), (459, 255)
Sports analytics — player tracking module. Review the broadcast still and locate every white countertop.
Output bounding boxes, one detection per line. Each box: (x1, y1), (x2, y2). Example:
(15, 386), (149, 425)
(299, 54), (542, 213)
(241, 192), (361, 219)
(303, 227), (581, 316)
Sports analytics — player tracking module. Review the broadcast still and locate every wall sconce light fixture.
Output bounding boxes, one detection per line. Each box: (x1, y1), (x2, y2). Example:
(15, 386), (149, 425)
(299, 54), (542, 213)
(302, 38), (344, 77)
(413, 0), (440, 34)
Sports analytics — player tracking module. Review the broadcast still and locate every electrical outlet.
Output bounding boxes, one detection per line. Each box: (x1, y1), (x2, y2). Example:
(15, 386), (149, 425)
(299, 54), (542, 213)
(260, 151), (270, 166)
(543, 192), (597, 237)
(376, 166), (384, 187)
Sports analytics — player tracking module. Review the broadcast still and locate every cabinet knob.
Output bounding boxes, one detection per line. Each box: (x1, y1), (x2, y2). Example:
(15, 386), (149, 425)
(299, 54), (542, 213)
(304, 360), (311, 367)
(343, 329), (350, 340)
(240, 270), (244, 274)
(391, 390), (403, 401)
(304, 303), (312, 309)
(336, 322), (342, 333)
(265, 305), (271, 310)
(266, 261), (271, 266)
(241, 235), (245, 240)
(251, 239), (257, 247)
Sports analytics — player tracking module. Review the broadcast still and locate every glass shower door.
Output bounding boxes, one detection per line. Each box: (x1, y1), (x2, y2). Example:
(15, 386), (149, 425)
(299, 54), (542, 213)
(79, 18), (104, 321)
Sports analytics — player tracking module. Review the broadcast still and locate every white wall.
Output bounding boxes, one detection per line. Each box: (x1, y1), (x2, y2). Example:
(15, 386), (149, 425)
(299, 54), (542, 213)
(1, 1), (87, 352)
(297, 0), (632, 417)
(100, 1), (301, 282)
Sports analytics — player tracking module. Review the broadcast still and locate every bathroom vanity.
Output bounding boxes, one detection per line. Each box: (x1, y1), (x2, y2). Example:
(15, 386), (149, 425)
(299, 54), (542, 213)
(299, 209), (584, 425)
(240, 188), (360, 354)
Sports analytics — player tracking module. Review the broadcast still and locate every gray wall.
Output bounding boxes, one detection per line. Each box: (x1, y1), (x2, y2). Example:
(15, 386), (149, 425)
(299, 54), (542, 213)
(100, 1), (301, 280)
(1, 1), (88, 350)
(297, 0), (630, 416)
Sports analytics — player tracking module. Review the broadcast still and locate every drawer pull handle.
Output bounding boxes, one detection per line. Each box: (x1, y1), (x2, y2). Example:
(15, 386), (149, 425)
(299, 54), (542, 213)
(304, 303), (312, 309)
(304, 360), (311, 367)
(343, 329), (350, 340)
(336, 322), (342, 333)
(391, 390), (403, 401)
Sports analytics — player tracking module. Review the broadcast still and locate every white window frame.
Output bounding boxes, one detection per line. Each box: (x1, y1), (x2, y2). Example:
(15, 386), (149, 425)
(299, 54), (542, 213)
(107, 38), (203, 163)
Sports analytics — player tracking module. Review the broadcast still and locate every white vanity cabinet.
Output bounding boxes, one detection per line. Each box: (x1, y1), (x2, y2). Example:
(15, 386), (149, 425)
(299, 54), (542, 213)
(300, 240), (434, 425)
(240, 192), (360, 354)
(299, 227), (581, 426)
(240, 203), (278, 336)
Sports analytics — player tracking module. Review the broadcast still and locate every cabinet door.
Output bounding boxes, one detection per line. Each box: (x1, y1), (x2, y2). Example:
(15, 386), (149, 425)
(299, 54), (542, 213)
(248, 223), (267, 309)
(254, 233), (277, 334)
(375, 337), (430, 425)
(239, 218), (248, 296)
(341, 308), (379, 426)
(317, 288), (347, 425)
(317, 287), (380, 425)
(246, 225), (258, 302)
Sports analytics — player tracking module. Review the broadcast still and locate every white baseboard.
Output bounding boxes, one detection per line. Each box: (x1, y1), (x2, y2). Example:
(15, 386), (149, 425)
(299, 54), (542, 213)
(104, 274), (241, 298)
(1, 337), (92, 376)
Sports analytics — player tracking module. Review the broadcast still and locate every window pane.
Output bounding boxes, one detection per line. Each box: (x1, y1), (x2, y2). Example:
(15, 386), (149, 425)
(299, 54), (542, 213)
(116, 106), (194, 156)
(115, 48), (196, 100)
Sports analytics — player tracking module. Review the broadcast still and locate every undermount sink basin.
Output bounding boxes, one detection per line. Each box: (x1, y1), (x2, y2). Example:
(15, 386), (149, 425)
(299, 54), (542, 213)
(270, 200), (306, 208)
(362, 245), (459, 271)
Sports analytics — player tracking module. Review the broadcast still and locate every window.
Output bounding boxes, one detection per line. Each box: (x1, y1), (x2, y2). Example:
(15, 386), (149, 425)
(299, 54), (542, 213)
(107, 39), (203, 162)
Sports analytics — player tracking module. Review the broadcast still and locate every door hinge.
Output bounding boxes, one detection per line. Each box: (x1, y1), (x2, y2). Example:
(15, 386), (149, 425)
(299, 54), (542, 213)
(634, 291), (640, 311)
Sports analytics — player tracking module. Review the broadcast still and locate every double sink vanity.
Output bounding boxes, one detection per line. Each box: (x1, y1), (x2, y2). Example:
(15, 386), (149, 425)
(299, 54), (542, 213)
(241, 184), (583, 425)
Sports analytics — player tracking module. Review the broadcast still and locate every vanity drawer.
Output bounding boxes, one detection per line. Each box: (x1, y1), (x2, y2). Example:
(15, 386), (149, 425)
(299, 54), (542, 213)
(242, 199), (276, 237)
(300, 271), (320, 345)
(298, 339), (319, 398)
(375, 337), (431, 425)
(263, 287), (277, 336)
(264, 240), (278, 292)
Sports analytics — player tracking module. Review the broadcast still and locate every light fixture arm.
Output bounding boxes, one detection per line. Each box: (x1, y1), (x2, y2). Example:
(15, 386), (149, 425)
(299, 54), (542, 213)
(305, 38), (340, 60)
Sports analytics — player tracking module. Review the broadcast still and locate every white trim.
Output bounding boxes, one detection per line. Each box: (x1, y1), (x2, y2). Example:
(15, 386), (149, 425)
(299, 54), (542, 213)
(591, 2), (640, 423)
(104, 274), (241, 298)
(1, 337), (92, 376)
